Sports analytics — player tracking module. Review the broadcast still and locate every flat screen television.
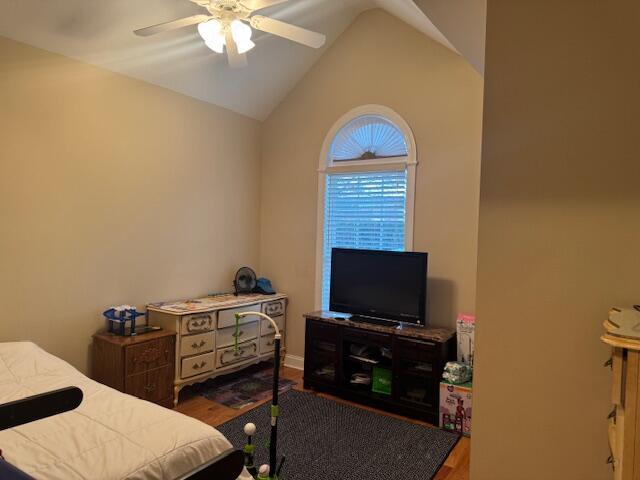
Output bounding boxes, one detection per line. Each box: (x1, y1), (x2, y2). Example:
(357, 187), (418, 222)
(329, 248), (428, 325)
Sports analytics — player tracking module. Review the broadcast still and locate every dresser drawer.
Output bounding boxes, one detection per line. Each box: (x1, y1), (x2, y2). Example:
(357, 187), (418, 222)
(125, 337), (174, 376)
(180, 312), (215, 335)
(218, 304), (261, 329)
(125, 365), (173, 404)
(260, 315), (285, 336)
(260, 333), (284, 354)
(262, 299), (286, 317)
(181, 352), (215, 379)
(218, 321), (258, 348)
(180, 331), (215, 357)
(217, 339), (258, 369)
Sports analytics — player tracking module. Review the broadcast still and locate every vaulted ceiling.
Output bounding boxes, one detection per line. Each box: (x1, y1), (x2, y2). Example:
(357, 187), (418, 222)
(414, 0), (486, 75)
(0, 0), (485, 120)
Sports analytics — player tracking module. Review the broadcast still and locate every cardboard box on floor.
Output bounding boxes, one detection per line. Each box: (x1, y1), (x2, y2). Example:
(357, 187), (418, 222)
(439, 381), (472, 437)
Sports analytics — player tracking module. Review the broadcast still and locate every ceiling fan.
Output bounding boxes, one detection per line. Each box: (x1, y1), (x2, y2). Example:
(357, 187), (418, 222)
(134, 0), (326, 68)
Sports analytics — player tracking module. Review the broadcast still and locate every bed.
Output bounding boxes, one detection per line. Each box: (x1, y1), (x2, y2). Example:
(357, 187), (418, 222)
(0, 342), (252, 480)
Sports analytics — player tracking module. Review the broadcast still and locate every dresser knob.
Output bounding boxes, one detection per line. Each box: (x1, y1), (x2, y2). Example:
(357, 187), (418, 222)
(193, 361), (207, 370)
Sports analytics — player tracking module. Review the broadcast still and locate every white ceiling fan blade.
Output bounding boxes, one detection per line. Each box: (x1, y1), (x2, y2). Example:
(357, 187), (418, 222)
(250, 15), (326, 49)
(241, 0), (289, 11)
(224, 32), (248, 68)
(134, 14), (210, 37)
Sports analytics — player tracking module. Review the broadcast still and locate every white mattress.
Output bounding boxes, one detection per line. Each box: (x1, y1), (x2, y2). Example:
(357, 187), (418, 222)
(0, 342), (252, 480)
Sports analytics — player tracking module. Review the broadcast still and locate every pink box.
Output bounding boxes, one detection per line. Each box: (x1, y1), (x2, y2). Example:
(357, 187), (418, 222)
(439, 381), (472, 437)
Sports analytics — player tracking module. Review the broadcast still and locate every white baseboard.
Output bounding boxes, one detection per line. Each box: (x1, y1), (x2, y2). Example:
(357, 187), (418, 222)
(284, 354), (304, 370)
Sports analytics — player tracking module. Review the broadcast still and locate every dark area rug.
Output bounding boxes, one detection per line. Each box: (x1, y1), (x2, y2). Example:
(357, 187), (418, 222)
(218, 390), (459, 480)
(195, 362), (296, 409)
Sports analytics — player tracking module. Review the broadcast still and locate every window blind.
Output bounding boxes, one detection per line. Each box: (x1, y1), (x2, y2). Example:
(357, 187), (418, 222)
(321, 170), (408, 309)
(330, 115), (409, 161)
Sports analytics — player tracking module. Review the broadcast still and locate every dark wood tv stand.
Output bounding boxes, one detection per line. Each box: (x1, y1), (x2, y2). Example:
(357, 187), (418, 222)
(303, 311), (456, 425)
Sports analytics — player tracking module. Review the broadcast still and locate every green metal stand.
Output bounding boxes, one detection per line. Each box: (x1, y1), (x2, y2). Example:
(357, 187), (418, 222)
(236, 312), (285, 480)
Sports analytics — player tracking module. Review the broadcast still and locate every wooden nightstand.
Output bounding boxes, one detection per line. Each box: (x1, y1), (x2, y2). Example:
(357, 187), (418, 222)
(92, 330), (176, 408)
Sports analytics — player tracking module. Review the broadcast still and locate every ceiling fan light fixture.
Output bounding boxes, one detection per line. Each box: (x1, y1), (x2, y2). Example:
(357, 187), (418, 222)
(205, 39), (225, 53)
(198, 19), (225, 52)
(134, 0), (328, 67)
(236, 38), (255, 54)
(230, 19), (255, 54)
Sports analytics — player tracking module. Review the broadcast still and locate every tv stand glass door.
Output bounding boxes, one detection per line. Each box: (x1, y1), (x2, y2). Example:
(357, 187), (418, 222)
(341, 327), (392, 398)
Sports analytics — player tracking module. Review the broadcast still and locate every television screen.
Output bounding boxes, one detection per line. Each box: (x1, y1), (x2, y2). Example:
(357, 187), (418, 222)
(329, 248), (428, 325)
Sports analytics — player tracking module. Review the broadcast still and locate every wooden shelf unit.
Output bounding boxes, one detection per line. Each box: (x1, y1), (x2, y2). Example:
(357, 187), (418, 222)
(303, 311), (455, 425)
(602, 329), (640, 480)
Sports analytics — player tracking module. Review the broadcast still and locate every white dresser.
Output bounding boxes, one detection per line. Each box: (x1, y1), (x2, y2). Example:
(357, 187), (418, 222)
(147, 293), (287, 405)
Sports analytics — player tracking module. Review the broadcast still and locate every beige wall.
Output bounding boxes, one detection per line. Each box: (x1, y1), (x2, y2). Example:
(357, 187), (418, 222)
(259, 9), (484, 359)
(471, 1), (640, 479)
(0, 36), (262, 373)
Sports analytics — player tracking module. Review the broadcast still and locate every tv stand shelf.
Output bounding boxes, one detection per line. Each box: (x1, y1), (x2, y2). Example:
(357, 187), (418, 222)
(303, 311), (455, 425)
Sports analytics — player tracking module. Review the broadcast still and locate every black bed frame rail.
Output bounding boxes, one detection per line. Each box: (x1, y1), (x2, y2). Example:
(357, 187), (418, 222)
(0, 387), (83, 431)
(0, 387), (244, 480)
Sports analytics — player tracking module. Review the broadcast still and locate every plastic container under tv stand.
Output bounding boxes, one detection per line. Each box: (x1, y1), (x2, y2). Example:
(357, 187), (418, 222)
(303, 311), (456, 425)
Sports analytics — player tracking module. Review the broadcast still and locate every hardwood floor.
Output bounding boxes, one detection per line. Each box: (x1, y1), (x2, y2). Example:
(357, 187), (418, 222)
(176, 366), (470, 480)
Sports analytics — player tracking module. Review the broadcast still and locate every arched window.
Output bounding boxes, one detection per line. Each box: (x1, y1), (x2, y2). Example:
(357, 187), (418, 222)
(316, 105), (417, 309)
